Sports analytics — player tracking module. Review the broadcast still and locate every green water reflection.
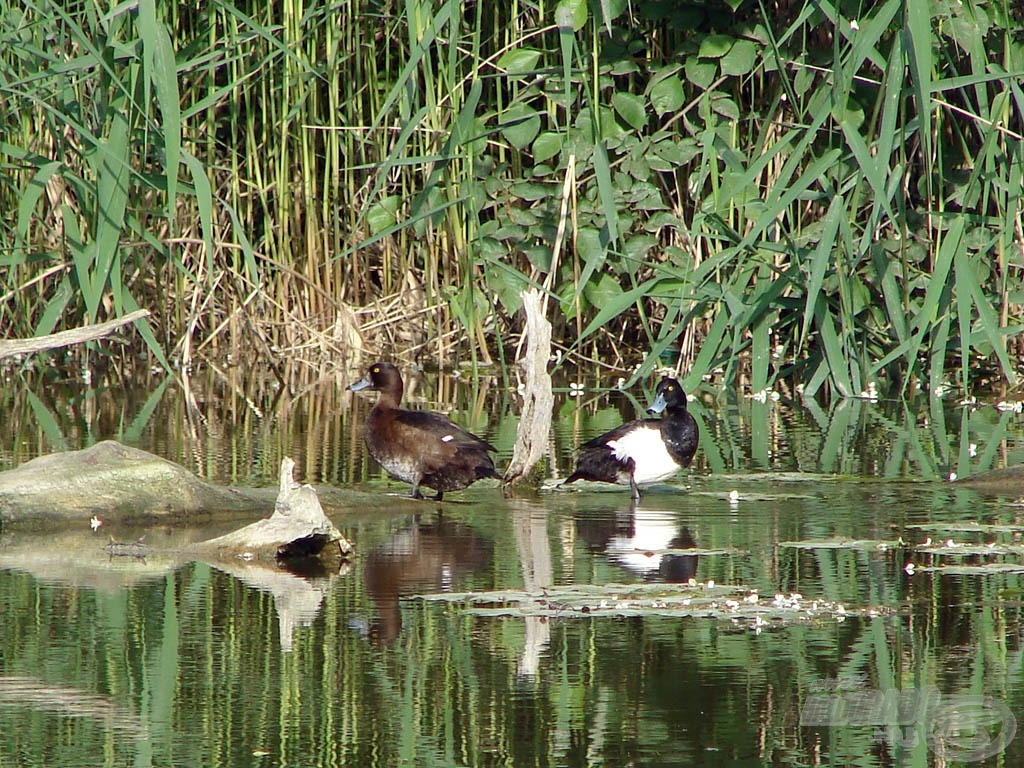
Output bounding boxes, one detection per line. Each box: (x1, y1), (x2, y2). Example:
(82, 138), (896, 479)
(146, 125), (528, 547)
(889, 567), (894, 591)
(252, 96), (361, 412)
(1, 369), (1024, 766)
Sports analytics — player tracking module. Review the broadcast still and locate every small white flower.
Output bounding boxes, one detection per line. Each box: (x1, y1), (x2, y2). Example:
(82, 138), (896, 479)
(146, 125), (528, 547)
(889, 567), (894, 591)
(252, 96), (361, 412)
(859, 382), (879, 402)
(90, 516), (102, 531)
(968, 443), (978, 457)
(568, 382), (585, 398)
(996, 400), (1023, 413)
(850, 19), (860, 30)
(948, 472), (957, 482)
(904, 561), (916, 575)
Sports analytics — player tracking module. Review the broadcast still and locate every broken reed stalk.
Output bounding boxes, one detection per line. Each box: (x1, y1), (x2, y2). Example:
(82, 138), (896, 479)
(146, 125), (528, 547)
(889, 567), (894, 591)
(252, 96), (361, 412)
(502, 289), (554, 492)
(0, 310), (151, 361)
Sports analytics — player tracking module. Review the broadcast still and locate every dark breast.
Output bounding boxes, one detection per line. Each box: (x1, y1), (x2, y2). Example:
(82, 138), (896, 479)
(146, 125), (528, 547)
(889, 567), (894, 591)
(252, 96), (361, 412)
(659, 411), (699, 467)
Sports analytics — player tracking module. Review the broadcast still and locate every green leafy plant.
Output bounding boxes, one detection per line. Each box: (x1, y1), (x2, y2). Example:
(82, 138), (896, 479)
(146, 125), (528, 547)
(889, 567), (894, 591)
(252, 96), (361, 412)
(2, 0), (1020, 398)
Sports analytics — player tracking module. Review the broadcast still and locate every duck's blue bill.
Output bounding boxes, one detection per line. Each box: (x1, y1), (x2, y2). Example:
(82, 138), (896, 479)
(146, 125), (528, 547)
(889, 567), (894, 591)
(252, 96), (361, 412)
(348, 375), (372, 392)
(646, 392), (667, 415)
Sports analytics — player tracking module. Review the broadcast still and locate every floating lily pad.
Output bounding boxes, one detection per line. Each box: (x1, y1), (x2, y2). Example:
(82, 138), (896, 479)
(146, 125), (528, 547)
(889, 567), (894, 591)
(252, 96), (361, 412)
(911, 563), (1024, 575)
(611, 547), (745, 558)
(779, 538), (904, 551)
(407, 582), (889, 627)
(691, 491), (818, 502)
(906, 522), (1024, 534)
(913, 543), (1024, 557)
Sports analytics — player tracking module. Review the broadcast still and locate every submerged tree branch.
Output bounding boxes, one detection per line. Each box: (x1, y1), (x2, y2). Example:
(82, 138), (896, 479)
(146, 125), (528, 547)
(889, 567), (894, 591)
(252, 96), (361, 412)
(0, 309), (151, 361)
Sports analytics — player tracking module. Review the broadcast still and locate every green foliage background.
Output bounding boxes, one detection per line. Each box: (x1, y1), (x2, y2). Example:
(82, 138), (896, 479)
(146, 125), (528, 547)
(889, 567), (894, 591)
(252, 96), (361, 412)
(1, 0), (1022, 396)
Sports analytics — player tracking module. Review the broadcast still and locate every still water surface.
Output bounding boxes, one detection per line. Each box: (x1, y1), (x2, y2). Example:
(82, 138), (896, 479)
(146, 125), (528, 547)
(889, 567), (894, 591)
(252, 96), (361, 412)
(1, 366), (1024, 767)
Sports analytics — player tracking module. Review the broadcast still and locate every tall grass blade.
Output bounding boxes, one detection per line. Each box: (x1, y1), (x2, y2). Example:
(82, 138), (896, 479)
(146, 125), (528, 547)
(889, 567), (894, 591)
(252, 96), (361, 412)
(139, 0), (181, 222)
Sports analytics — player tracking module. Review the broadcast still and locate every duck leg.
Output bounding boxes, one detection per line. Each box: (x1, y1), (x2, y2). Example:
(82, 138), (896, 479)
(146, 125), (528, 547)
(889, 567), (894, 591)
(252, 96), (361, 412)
(409, 481), (443, 502)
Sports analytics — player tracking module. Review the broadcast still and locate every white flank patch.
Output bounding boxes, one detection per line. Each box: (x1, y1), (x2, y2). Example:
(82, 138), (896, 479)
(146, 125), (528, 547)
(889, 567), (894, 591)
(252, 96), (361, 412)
(608, 426), (679, 485)
(441, 434), (454, 443)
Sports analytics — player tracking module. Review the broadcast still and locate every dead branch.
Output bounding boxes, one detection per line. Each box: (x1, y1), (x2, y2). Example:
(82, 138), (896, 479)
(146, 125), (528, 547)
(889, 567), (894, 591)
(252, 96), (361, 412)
(0, 309), (151, 361)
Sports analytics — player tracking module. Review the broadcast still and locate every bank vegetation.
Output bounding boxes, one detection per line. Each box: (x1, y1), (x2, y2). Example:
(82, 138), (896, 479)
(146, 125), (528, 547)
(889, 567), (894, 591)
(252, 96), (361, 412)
(1, 0), (1022, 398)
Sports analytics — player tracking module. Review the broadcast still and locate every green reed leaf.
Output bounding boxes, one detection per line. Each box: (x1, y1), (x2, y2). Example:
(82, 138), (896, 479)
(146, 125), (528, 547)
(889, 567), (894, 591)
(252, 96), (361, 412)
(138, 0), (180, 223)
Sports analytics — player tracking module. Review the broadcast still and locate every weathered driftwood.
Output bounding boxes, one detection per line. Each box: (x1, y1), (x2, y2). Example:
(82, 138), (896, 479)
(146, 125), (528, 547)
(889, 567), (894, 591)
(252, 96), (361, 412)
(0, 440), (265, 523)
(502, 289), (554, 491)
(199, 458), (353, 561)
(0, 309), (151, 361)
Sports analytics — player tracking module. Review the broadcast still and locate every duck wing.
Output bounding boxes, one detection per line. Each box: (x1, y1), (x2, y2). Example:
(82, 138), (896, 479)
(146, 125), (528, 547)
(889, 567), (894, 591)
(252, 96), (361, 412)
(393, 409), (498, 452)
(578, 417), (658, 450)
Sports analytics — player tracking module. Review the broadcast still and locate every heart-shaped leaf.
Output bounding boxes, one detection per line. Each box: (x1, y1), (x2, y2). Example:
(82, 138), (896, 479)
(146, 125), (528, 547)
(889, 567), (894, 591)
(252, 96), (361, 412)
(649, 74), (685, 116)
(532, 131), (564, 163)
(497, 48), (542, 75)
(612, 91), (648, 131)
(501, 105), (541, 149)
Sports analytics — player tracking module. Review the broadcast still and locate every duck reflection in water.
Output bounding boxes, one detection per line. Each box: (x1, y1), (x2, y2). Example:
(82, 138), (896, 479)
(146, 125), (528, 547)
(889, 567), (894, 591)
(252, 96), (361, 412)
(357, 516), (493, 645)
(576, 504), (697, 583)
